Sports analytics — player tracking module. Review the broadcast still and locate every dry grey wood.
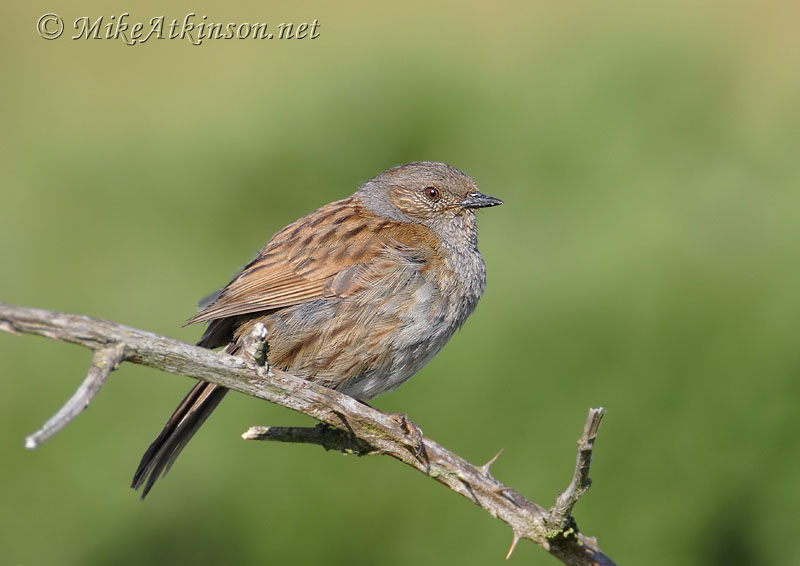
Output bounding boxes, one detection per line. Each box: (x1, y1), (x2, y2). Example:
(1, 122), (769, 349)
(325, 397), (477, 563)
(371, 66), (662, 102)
(550, 408), (606, 529)
(244, 411), (611, 562)
(25, 343), (125, 449)
(0, 302), (616, 566)
(243, 423), (378, 455)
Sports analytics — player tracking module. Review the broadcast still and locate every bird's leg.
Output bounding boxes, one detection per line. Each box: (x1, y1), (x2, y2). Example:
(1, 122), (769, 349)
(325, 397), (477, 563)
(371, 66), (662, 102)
(393, 413), (426, 458)
(356, 401), (426, 459)
(241, 322), (270, 376)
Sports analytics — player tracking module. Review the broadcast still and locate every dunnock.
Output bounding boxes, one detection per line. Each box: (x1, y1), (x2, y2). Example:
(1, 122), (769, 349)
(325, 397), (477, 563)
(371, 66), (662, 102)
(132, 161), (501, 497)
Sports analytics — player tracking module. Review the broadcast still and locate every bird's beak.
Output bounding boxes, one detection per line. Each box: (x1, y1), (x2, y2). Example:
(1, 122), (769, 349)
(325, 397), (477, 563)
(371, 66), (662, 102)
(458, 191), (503, 209)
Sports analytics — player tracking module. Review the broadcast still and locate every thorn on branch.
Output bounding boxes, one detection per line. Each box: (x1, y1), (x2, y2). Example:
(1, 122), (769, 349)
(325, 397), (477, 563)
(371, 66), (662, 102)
(25, 343), (126, 449)
(506, 531), (522, 559)
(479, 448), (504, 476)
(0, 319), (19, 334)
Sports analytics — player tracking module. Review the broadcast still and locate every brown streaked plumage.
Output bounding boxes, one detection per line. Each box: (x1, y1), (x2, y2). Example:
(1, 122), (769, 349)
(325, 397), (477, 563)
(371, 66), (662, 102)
(132, 161), (501, 498)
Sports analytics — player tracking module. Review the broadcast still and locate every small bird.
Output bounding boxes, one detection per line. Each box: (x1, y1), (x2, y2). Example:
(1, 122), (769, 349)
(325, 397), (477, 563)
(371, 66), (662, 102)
(132, 161), (501, 497)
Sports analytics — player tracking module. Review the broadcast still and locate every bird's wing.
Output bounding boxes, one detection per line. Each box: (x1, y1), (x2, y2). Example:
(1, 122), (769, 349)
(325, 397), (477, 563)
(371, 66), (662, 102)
(185, 198), (433, 325)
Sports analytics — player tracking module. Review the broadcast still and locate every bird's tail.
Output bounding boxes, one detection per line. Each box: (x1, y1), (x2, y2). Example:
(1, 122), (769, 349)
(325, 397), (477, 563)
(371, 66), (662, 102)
(131, 380), (228, 499)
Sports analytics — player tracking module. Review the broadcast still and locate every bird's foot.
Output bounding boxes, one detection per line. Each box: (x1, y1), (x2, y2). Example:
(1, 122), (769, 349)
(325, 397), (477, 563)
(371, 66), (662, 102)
(389, 413), (426, 459)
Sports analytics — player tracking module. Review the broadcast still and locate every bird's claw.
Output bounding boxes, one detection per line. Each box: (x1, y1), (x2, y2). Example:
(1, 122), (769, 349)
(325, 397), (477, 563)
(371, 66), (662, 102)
(390, 413), (425, 459)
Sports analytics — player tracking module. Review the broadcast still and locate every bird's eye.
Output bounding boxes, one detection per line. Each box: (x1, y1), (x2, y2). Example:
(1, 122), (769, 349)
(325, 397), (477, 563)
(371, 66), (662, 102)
(424, 186), (440, 201)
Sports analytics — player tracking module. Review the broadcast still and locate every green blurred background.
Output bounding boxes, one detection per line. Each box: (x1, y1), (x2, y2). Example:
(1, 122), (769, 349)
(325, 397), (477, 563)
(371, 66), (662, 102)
(2, 1), (799, 564)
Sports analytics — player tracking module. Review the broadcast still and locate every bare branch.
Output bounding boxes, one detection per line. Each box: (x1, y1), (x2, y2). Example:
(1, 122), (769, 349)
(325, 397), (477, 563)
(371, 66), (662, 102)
(0, 302), (616, 566)
(25, 343), (125, 449)
(243, 423), (379, 455)
(549, 407), (606, 527)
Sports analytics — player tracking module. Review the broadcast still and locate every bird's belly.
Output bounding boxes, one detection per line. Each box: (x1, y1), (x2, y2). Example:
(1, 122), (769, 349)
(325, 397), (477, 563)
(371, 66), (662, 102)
(337, 323), (455, 400)
(263, 279), (463, 401)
